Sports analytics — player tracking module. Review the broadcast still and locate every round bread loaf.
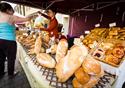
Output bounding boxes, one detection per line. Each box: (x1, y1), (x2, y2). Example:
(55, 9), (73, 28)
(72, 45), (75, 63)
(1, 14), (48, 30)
(75, 67), (90, 85)
(82, 56), (101, 75)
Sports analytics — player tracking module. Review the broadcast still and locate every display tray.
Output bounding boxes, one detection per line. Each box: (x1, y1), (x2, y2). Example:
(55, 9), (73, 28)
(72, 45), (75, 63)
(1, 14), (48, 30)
(22, 45), (117, 88)
(94, 57), (125, 67)
(91, 39), (125, 67)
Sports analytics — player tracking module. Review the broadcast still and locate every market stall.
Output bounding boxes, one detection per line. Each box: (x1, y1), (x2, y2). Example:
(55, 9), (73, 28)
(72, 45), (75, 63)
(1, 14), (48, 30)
(16, 27), (125, 88)
(2, 0), (125, 88)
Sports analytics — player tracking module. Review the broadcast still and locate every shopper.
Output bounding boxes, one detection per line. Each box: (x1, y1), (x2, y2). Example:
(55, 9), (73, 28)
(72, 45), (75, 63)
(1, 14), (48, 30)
(0, 2), (32, 79)
(39, 8), (59, 38)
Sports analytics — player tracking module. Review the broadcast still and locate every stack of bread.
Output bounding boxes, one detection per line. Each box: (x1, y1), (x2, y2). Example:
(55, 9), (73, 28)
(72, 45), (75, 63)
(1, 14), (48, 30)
(36, 39), (68, 69)
(16, 34), (28, 43)
(83, 28), (107, 49)
(106, 27), (125, 40)
(17, 32), (37, 49)
(28, 33), (45, 55)
(73, 55), (104, 88)
(35, 33), (57, 68)
(56, 44), (88, 82)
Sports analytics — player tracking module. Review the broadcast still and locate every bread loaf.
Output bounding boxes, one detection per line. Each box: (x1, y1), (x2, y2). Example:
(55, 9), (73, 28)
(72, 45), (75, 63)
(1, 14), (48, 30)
(56, 45), (88, 82)
(82, 56), (101, 75)
(36, 53), (56, 68)
(83, 75), (100, 88)
(55, 39), (68, 63)
(75, 67), (90, 85)
(73, 68), (104, 88)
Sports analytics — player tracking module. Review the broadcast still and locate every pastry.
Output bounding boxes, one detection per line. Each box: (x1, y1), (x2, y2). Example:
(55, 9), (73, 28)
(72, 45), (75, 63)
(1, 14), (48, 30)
(105, 55), (120, 65)
(93, 48), (105, 59)
(112, 47), (124, 58)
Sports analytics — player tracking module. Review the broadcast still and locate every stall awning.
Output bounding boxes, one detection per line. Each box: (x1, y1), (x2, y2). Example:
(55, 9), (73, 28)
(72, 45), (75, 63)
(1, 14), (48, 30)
(1, 0), (124, 14)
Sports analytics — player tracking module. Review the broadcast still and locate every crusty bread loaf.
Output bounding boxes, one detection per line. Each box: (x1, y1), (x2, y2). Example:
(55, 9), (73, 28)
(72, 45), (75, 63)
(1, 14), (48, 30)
(73, 76), (99, 88)
(55, 39), (68, 63)
(73, 68), (104, 88)
(56, 45), (88, 82)
(82, 56), (101, 75)
(75, 67), (90, 85)
(82, 75), (100, 88)
(36, 53), (56, 68)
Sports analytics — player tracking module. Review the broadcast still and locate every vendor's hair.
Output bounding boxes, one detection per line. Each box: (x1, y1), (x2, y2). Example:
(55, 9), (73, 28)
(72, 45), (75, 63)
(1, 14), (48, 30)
(0, 2), (14, 13)
(46, 8), (57, 14)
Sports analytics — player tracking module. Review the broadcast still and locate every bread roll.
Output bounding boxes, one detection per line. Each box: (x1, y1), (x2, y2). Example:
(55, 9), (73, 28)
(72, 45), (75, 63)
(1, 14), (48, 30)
(73, 68), (104, 88)
(75, 67), (90, 85)
(82, 56), (101, 75)
(56, 45), (88, 82)
(55, 39), (68, 63)
(36, 53), (56, 68)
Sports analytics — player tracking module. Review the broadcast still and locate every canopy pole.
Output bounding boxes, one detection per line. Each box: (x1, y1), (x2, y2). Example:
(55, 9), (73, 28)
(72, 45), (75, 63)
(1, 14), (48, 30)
(71, 4), (94, 14)
(46, 0), (64, 9)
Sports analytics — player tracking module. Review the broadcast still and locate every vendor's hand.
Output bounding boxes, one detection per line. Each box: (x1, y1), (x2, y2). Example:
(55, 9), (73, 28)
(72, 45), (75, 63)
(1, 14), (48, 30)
(40, 28), (45, 30)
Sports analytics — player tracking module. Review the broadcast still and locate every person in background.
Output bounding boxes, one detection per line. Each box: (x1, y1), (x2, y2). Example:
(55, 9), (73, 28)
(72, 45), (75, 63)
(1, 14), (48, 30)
(39, 8), (59, 38)
(0, 2), (33, 79)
